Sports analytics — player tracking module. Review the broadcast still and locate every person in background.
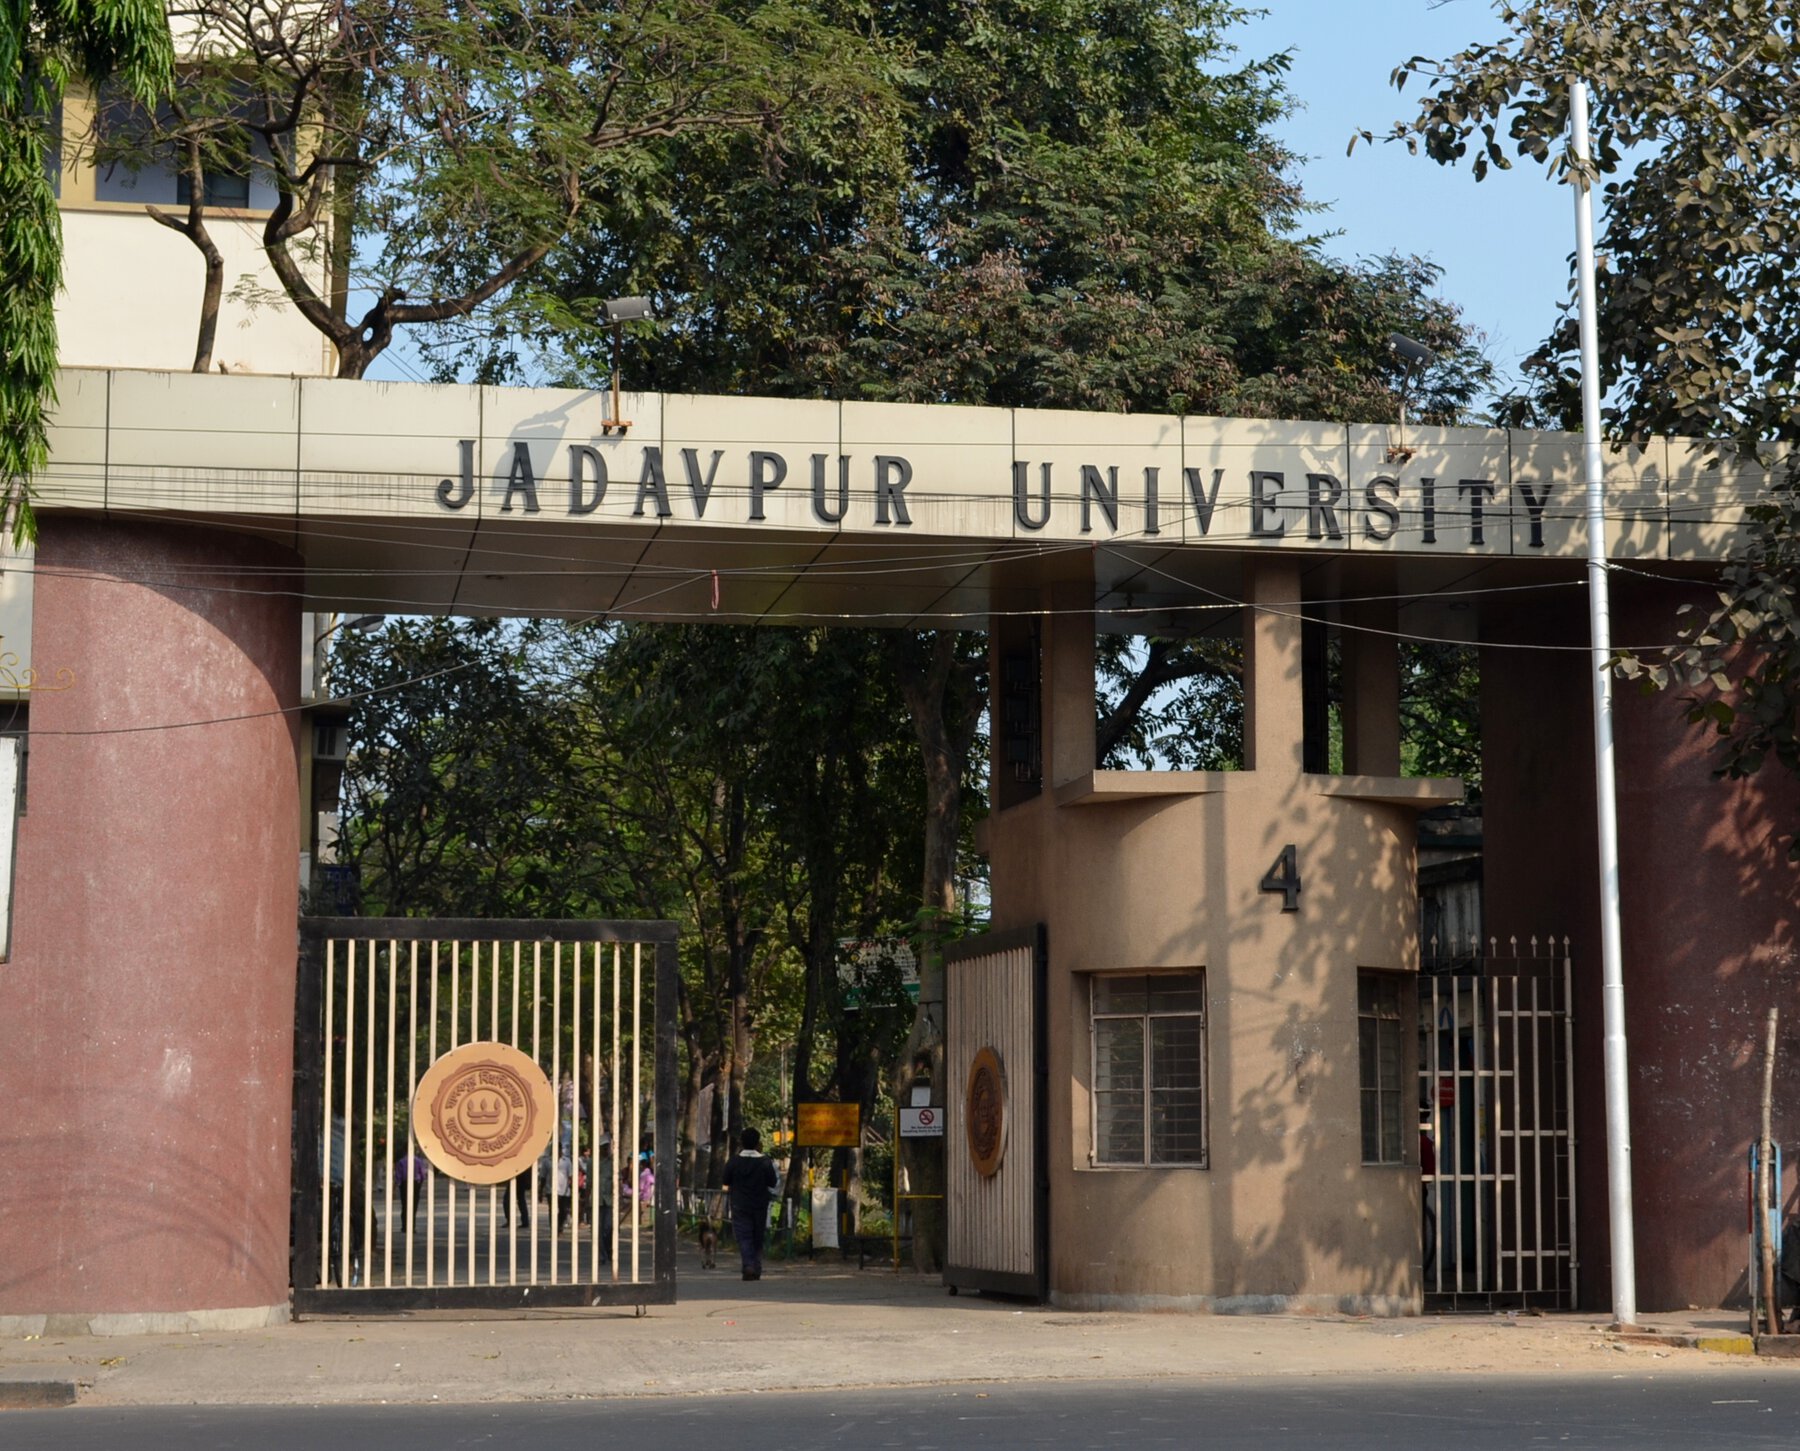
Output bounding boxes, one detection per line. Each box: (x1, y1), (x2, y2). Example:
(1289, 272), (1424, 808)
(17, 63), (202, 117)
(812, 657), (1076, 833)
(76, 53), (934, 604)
(721, 1127), (779, 1282)
(1420, 1120), (1438, 1274)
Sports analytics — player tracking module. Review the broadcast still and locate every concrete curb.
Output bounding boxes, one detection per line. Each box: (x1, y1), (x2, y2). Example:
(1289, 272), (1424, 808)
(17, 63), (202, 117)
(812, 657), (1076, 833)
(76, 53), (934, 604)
(0, 1378), (79, 1409)
(1610, 1328), (1756, 1357)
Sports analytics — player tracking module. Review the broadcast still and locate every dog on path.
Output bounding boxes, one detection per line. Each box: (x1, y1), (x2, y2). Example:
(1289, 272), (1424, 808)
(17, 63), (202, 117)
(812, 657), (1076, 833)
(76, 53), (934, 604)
(697, 1217), (718, 1269)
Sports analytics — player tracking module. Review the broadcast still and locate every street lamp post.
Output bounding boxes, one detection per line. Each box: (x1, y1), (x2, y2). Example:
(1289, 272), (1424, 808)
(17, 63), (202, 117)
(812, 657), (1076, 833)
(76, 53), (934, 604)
(1386, 331), (1438, 462)
(600, 296), (653, 435)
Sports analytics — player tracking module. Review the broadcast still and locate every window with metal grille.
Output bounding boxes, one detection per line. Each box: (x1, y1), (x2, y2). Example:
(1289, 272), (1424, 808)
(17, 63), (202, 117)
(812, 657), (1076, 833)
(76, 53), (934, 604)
(1090, 971), (1206, 1167)
(1358, 971), (1406, 1164)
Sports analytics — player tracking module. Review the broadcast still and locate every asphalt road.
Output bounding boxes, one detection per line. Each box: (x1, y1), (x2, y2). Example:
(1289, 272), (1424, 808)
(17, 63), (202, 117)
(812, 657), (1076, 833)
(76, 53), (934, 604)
(7, 1373), (1800, 1450)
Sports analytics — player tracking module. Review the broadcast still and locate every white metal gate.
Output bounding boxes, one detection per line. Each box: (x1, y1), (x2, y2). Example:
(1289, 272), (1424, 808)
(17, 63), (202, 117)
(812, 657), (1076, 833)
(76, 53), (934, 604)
(1419, 939), (1576, 1309)
(945, 926), (1046, 1299)
(292, 918), (677, 1313)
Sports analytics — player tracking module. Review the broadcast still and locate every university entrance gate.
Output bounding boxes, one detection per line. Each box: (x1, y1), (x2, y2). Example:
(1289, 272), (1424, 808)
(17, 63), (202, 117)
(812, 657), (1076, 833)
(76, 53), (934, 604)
(6, 367), (1774, 1328)
(291, 918), (677, 1313)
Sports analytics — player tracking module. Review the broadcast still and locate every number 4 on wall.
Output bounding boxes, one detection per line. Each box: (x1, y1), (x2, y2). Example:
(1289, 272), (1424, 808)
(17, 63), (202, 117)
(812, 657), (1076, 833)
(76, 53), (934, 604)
(1260, 844), (1301, 912)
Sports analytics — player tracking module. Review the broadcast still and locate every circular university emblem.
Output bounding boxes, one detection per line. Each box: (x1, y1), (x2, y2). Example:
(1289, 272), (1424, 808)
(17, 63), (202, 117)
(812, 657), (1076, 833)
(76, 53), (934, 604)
(411, 1042), (556, 1185)
(965, 1045), (1008, 1179)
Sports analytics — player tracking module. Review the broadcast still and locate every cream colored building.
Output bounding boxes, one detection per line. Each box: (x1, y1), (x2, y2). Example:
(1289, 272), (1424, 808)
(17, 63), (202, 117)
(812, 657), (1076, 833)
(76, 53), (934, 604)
(52, 85), (334, 376)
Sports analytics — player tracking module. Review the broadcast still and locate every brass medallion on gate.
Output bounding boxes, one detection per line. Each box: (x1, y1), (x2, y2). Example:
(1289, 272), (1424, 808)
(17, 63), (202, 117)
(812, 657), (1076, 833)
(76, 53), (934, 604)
(412, 1042), (556, 1185)
(965, 1045), (1008, 1178)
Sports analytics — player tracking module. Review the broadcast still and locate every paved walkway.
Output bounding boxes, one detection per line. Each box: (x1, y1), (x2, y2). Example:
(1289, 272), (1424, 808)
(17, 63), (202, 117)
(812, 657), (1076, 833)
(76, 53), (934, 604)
(1, 1244), (1790, 1408)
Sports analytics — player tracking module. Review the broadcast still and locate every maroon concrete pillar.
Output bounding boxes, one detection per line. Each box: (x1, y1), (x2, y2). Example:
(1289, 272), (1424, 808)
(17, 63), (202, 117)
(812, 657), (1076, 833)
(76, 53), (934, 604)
(1609, 578), (1800, 1310)
(0, 518), (300, 1332)
(1484, 577), (1800, 1312)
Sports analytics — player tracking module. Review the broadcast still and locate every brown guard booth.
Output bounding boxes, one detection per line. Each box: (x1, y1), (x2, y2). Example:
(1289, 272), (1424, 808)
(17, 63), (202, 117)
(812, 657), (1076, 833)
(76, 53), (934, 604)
(980, 554), (1458, 1311)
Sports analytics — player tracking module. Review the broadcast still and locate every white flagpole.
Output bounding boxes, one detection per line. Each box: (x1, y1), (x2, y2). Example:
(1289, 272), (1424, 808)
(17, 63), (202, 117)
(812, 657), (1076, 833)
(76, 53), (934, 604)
(1569, 76), (1638, 1330)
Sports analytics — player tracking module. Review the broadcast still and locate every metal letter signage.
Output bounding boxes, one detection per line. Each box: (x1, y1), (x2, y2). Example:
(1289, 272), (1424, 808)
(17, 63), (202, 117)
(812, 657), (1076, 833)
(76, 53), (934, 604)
(965, 1045), (1008, 1178)
(411, 1041), (556, 1185)
(1259, 844), (1301, 912)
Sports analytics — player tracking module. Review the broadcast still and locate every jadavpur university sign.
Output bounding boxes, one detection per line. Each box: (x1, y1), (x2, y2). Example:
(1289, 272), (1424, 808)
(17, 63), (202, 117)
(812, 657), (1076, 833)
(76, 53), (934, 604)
(38, 368), (1774, 562)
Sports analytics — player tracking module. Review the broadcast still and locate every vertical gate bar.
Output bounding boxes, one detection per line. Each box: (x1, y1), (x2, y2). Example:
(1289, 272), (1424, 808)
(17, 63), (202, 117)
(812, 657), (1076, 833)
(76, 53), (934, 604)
(551, 942), (563, 1285)
(1447, 986), (1461, 1303)
(1549, 960), (1563, 1299)
(488, 940), (500, 1286)
(1472, 975), (1490, 1295)
(1441, 975), (1454, 1297)
(591, 941), (603, 1284)
(1424, 975), (1438, 1296)
(611, 942), (621, 1281)
(509, 940), (521, 1287)
(530, 941), (542, 1286)
(654, 930), (678, 1293)
(1552, 959), (1564, 1300)
(1510, 975), (1523, 1294)
(1563, 949), (1578, 1305)
(1418, 974), (1429, 1294)
(362, 940), (377, 1290)
(321, 937), (337, 1289)
(406, 941), (419, 1289)
(444, 943), (457, 1296)
(340, 938), (356, 1290)
(571, 938), (584, 1279)
(466, 942), (479, 1288)
(631, 940), (643, 1285)
(1530, 973), (1545, 1294)
(426, 940), (440, 1288)
(468, 936), (482, 1288)
(384, 940), (398, 1287)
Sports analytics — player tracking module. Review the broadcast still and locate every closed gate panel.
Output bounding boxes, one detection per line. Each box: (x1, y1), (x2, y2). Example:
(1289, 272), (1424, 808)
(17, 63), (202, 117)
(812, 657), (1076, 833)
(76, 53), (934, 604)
(945, 926), (1046, 1298)
(1419, 943), (1575, 1311)
(292, 918), (678, 1313)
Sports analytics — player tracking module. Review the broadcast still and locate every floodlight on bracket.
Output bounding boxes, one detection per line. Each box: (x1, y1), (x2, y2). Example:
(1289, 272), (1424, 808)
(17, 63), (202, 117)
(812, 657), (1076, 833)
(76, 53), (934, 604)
(600, 296), (654, 435)
(1386, 331), (1439, 464)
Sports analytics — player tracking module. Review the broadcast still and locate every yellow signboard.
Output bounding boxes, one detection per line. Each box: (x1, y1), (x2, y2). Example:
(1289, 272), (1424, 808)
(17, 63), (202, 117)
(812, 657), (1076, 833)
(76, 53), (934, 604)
(796, 1101), (860, 1148)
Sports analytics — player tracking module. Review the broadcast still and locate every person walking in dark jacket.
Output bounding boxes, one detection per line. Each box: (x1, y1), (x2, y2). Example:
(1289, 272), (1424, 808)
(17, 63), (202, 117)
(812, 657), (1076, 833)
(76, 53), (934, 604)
(721, 1128), (780, 1281)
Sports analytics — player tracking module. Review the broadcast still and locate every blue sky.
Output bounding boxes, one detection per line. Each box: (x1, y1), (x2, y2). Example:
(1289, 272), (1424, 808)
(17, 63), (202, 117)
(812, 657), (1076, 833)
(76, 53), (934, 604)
(1235, 0), (1575, 403)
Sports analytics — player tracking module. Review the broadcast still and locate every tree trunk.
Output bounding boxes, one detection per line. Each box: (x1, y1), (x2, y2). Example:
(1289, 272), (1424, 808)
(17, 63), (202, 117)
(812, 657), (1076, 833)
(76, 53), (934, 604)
(147, 135), (225, 374)
(191, 226), (223, 373)
(679, 1039), (705, 1195)
(894, 630), (985, 1274)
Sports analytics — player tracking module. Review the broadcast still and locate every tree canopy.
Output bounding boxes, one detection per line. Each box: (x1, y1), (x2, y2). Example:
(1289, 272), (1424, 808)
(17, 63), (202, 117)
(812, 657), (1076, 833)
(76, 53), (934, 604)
(498, 0), (1488, 422)
(1379, 2), (1800, 836)
(1381, 0), (1800, 444)
(1, 0), (170, 539)
(88, 0), (888, 377)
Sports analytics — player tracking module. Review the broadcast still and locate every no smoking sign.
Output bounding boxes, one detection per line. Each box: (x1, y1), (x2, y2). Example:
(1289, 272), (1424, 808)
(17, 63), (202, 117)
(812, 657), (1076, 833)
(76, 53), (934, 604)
(899, 1106), (944, 1138)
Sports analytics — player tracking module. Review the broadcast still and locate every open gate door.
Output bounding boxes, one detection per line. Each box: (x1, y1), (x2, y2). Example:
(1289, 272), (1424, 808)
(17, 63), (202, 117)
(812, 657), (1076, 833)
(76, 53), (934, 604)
(945, 925), (1047, 1299)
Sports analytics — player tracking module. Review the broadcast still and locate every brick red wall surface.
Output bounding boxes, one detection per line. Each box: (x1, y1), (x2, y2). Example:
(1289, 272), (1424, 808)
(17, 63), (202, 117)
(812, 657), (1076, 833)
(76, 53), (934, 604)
(1484, 579), (1800, 1313)
(0, 518), (300, 1317)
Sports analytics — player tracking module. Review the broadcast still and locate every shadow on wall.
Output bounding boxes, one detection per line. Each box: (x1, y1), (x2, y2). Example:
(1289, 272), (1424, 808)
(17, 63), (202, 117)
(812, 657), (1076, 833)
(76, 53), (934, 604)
(1484, 576), (1800, 1312)
(1616, 577), (1800, 1310)
(1209, 788), (1417, 1308)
